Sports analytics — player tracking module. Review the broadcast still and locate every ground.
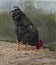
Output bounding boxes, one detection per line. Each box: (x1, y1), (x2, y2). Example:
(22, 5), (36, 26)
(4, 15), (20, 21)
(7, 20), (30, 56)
(0, 41), (56, 65)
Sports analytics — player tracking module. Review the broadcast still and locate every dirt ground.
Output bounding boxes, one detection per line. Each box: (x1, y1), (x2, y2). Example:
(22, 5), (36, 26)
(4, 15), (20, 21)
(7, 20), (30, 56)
(0, 41), (56, 65)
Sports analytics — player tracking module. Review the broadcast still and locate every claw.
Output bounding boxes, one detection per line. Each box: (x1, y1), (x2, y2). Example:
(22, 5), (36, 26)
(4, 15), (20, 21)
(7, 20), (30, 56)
(16, 40), (21, 51)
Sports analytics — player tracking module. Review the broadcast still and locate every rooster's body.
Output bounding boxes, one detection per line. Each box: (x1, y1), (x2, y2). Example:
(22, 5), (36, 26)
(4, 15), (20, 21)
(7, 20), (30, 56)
(11, 6), (43, 50)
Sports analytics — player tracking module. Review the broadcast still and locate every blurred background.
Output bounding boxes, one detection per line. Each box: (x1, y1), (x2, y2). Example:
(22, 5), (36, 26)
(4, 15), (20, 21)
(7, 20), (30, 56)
(0, 0), (56, 50)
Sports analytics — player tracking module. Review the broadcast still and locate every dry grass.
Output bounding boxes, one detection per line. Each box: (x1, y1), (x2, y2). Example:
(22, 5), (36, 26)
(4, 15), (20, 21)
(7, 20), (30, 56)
(0, 41), (56, 65)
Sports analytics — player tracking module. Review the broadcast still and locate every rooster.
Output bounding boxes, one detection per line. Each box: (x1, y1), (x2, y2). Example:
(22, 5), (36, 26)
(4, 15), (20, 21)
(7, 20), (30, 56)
(10, 6), (43, 50)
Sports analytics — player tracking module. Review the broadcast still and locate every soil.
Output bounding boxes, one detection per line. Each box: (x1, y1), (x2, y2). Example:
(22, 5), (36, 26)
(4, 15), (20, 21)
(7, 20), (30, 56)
(0, 41), (56, 65)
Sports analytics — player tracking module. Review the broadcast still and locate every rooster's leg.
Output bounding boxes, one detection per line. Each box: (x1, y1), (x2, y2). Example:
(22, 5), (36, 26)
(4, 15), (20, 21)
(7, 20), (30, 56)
(24, 43), (30, 55)
(25, 43), (30, 50)
(16, 40), (21, 51)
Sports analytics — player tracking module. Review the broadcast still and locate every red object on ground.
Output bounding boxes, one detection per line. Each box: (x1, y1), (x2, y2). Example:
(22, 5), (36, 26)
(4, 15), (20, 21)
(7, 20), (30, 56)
(36, 40), (43, 49)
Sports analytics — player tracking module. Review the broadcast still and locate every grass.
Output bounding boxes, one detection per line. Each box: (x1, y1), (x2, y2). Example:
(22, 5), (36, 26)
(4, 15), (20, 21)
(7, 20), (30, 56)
(0, 12), (16, 41)
(48, 42), (56, 51)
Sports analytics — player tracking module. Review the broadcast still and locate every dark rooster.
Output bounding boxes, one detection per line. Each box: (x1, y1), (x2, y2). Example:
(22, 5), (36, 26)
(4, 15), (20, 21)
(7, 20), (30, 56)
(10, 6), (43, 50)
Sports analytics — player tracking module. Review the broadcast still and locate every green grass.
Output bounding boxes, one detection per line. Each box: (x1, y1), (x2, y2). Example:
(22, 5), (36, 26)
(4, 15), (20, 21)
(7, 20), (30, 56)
(0, 12), (16, 41)
(48, 42), (56, 51)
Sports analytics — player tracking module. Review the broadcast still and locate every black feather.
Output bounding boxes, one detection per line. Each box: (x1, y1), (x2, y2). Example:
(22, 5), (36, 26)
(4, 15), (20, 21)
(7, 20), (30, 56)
(11, 6), (38, 46)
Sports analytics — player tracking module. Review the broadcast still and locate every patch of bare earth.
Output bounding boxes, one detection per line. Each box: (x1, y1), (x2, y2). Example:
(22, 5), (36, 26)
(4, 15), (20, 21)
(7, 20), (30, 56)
(0, 41), (56, 65)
